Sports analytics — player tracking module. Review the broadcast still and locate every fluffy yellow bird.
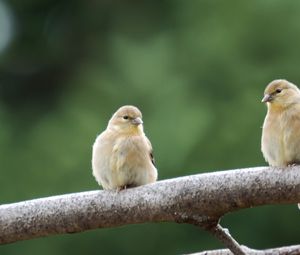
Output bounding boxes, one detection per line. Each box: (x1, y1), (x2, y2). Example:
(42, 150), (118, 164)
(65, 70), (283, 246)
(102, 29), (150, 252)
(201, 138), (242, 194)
(261, 79), (300, 167)
(92, 105), (158, 190)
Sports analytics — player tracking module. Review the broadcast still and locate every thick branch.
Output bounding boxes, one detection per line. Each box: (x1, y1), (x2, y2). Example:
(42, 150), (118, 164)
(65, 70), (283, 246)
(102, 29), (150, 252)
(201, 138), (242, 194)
(1, 166), (300, 245)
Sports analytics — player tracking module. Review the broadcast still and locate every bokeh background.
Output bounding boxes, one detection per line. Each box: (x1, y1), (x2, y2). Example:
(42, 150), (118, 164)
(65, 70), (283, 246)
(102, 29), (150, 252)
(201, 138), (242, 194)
(1, 0), (300, 254)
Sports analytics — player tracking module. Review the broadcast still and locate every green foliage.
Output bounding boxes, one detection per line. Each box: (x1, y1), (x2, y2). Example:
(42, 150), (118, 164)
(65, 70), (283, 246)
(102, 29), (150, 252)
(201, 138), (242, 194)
(1, 0), (300, 254)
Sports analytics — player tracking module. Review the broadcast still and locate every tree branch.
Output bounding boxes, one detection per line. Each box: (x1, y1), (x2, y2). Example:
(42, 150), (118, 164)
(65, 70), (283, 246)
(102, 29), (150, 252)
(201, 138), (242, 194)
(205, 224), (247, 255)
(1, 166), (300, 253)
(188, 244), (300, 255)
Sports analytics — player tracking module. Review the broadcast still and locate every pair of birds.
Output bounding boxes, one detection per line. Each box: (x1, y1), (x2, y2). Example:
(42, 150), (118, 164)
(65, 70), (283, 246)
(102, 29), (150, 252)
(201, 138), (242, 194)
(92, 79), (300, 191)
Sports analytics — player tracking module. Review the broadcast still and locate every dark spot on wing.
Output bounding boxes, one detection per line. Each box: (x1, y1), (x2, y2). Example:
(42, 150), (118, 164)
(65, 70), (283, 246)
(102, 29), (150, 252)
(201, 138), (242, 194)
(150, 151), (155, 166)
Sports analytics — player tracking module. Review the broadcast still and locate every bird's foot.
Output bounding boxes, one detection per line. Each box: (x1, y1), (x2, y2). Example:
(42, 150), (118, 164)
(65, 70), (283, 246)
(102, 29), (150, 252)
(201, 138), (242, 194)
(287, 163), (299, 167)
(115, 185), (127, 193)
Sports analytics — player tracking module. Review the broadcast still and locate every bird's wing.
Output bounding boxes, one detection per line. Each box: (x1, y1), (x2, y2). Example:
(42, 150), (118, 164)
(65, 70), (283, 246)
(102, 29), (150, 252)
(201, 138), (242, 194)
(145, 136), (156, 166)
(284, 104), (300, 164)
(150, 150), (155, 166)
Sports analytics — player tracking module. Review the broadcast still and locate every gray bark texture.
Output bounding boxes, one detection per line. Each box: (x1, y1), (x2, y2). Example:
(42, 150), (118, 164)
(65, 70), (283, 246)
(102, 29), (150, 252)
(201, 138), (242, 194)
(1, 166), (300, 253)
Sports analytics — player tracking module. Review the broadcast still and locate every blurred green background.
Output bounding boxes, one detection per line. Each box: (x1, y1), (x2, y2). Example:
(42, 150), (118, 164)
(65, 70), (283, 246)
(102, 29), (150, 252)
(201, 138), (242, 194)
(1, 0), (300, 254)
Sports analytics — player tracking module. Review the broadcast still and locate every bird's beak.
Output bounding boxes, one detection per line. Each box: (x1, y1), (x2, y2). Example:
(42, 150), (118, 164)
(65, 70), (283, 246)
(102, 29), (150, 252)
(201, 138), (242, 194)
(131, 117), (143, 125)
(262, 94), (273, 103)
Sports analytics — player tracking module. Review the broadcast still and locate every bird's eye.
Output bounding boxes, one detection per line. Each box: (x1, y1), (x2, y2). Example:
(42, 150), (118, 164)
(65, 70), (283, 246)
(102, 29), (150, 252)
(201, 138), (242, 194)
(276, 88), (282, 93)
(123, 116), (129, 120)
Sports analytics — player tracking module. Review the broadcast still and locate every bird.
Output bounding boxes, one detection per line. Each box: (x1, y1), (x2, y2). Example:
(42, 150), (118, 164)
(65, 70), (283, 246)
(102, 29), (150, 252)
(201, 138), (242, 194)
(92, 105), (158, 191)
(261, 79), (300, 167)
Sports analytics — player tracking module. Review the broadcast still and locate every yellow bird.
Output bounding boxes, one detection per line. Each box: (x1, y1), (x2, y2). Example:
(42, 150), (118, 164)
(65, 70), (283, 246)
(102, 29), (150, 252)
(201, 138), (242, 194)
(92, 105), (158, 190)
(261, 79), (300, 167)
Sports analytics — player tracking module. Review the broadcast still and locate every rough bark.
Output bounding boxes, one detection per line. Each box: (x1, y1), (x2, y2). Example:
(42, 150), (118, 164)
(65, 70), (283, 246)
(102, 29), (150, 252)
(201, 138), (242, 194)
(0, 166), (300, 253)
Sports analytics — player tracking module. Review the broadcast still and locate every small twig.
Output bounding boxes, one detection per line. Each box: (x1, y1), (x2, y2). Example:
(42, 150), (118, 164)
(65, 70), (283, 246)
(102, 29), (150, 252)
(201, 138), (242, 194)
(205, 224), (247, 255)
(183, 214), (246, 255)
(187, 244), (300, 255)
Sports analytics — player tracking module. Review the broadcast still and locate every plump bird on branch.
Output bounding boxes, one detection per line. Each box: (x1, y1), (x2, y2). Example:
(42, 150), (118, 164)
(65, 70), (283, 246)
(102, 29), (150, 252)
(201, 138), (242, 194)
(92, 105), (157, 191)
(261, 79), (300, 167)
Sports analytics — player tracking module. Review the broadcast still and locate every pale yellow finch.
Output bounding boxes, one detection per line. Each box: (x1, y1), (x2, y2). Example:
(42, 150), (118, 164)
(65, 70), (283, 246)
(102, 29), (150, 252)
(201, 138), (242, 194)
(261, 79), (300, 167)
(92, 105), (157, 190)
